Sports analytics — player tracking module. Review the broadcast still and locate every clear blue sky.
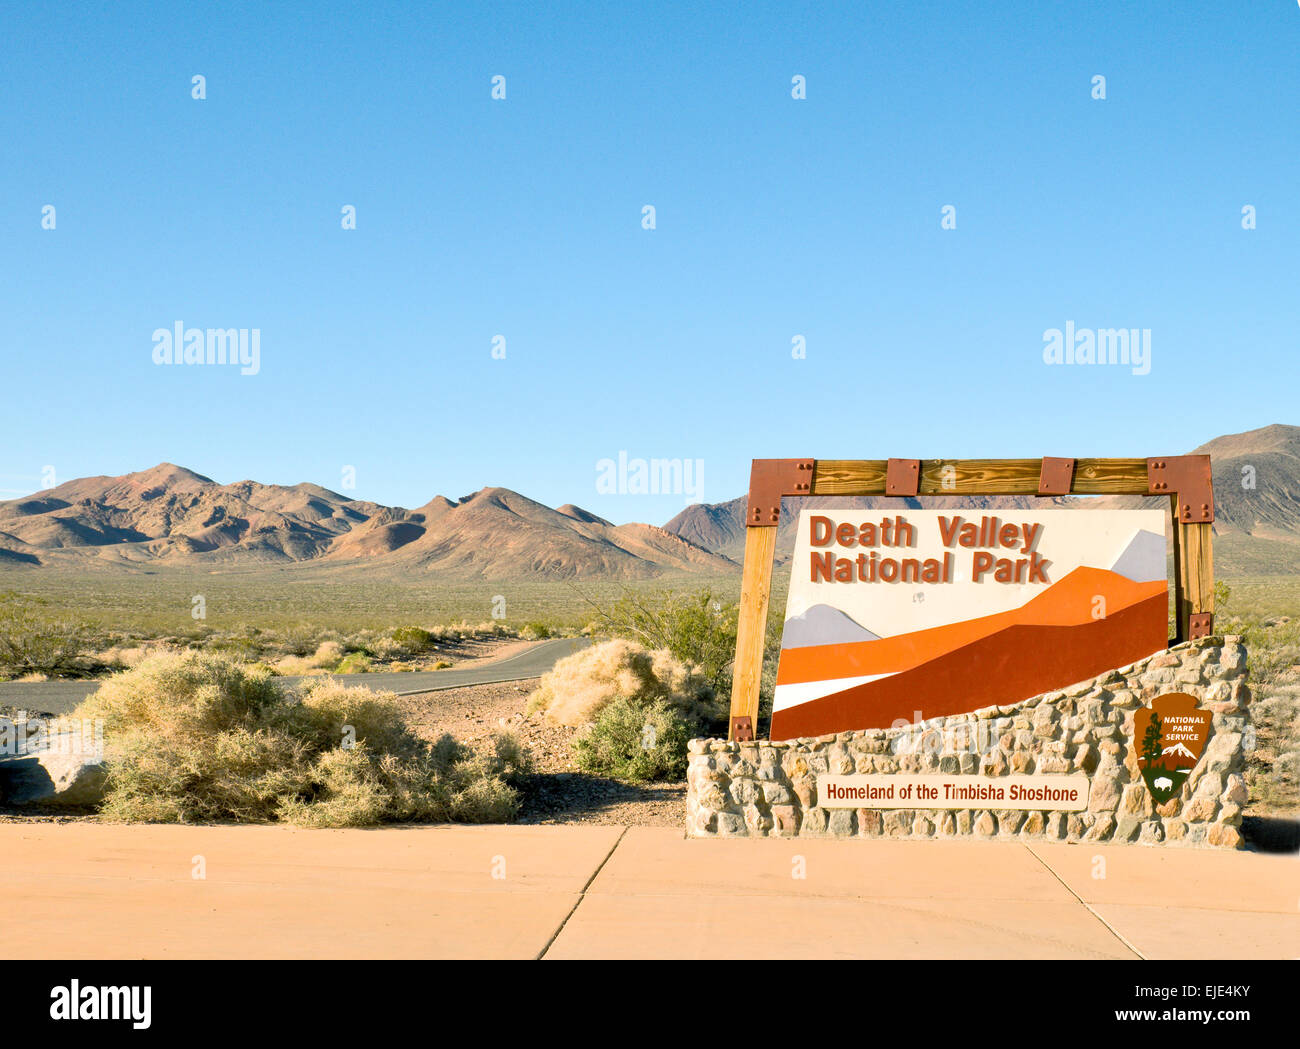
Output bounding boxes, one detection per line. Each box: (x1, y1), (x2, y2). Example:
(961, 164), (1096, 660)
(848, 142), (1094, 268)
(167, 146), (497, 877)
(2, 1), (1296, 524)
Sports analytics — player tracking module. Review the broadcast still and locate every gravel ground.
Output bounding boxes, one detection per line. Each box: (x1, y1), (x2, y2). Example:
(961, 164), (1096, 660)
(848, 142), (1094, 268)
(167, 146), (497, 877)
(392, 679), (687, 827)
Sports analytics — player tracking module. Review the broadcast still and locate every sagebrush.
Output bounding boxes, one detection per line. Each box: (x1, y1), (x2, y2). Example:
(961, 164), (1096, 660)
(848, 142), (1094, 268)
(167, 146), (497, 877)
(74, 652), (531, 826)
(580, 587), (738, 696)
(526, 638), (718, 727)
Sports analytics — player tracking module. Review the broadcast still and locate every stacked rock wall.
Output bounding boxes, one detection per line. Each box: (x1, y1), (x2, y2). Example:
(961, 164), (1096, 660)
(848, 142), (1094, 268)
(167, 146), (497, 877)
(687, 636), (1250, 847)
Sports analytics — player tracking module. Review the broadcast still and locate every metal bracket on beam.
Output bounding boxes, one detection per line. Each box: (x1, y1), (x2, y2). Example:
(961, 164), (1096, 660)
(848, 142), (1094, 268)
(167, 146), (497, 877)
(885, 458), (920, 497)
(1037, 457), (1075, 496)
(1188, 612), (1214, 640)
(746, 459), (814, 526)
(1147, 456), (1214, 523)
(730, 716), (754, 742)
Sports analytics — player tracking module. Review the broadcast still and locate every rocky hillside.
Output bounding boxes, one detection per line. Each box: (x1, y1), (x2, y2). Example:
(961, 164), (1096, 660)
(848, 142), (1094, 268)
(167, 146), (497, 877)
(3, 425), (1292, 581)
(0, 465), (735, 580)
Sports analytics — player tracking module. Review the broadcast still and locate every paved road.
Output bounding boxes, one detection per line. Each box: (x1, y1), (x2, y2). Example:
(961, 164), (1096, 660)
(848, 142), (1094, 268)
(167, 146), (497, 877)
(0, 636), (590, 716)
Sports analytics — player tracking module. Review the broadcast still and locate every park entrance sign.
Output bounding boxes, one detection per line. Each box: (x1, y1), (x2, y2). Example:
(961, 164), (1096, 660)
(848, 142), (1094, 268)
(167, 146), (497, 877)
(770, 507), (1169, 740)
(690, 453), (1248, 847)
(727, 455), (1216, 742)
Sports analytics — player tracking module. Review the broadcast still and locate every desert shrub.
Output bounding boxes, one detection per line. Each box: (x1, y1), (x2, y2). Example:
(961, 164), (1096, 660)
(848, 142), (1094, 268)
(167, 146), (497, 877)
(519, 621), (552, 640)
(335, 652), (372, 674)
(288, 678), (421, 756)
(757, 606), (785, 731)
(1214, 608), (1300, 815)
(336, 632), (375, 656)
(73, 652), (530, 826)
(279, 624), (319, 658)
(489, 729), (534, 776)
(311, 640), (344, 668)
(526, 638), (717, 727)
(97, 645), (153, 671)
(0, 591), (90, 679)
(388, 626), (434, 654)
(574, 696), (692, 782)
(208, 635), (263, 661)
(271, 655), (327, 677)
(583, 588), (738, 697)
(1220, 610), (1300, 688)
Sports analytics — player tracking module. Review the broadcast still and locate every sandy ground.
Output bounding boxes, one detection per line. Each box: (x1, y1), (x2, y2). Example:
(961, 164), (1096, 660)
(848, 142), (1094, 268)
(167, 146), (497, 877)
(392, 679), (686, 827)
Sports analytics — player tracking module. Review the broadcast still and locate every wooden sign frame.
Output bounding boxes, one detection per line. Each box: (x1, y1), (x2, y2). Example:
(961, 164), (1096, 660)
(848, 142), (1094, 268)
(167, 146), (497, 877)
(727, 455), (1215, 740)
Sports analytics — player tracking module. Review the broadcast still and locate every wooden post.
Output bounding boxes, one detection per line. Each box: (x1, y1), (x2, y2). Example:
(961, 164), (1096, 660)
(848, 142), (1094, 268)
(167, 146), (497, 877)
(1184, 521), (1215, 637)
(728, 525), (777, 740)
(1169, 494), (1187, 644)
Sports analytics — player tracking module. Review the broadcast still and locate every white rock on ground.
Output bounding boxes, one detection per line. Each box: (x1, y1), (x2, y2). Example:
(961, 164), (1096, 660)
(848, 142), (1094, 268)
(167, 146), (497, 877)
(0, 728), (106, 806)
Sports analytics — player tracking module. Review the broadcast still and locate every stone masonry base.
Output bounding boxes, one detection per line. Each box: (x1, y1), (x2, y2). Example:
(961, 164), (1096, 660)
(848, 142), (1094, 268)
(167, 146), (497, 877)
(687, 636), (1250, 848)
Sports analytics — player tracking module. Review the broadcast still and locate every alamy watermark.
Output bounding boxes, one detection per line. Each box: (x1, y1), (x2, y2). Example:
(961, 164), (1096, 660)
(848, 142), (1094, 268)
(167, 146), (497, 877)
(1042, 321), (1150, 376)
(50, 980), (151, 1030)
(1, 716), (105, 762)
(595, 452), (703, 503)
(152, 322), (260, 375)
(889, 710), (998, 759)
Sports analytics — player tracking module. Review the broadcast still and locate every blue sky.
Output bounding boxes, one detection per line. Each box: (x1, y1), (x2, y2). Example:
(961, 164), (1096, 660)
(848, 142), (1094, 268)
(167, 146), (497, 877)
(2, 1), (1296, 524)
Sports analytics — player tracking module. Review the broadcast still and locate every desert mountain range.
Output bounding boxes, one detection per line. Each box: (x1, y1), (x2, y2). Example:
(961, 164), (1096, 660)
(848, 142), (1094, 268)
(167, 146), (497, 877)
(1, 424), (1297, 579)
(0, 465), (734, 579)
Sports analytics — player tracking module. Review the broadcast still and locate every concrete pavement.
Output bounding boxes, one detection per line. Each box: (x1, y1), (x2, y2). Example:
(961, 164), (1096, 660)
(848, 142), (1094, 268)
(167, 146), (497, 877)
(0, 823), (621, 959)
(2, 823), (1295, 959)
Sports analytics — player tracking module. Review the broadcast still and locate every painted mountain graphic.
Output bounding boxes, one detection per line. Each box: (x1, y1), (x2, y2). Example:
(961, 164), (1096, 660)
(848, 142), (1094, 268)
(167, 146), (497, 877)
(770, 565), (1168, 739)
(776, 566), (1165, 686)
(781, 604), (879, 649)
(1161, 742), (1197, 762)
(1110, 528), (1167, 583)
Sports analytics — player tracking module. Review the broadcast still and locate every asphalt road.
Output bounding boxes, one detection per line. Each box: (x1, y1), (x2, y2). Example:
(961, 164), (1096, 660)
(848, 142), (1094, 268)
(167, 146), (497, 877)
(0, 636), (591, 717)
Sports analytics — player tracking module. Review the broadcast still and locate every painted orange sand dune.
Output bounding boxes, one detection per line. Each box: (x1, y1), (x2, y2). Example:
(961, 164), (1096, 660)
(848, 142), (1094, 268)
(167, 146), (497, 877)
(776, 566), (1166, 686)
(770, 592), (1167, 739)
(770, 566), (1169, 740)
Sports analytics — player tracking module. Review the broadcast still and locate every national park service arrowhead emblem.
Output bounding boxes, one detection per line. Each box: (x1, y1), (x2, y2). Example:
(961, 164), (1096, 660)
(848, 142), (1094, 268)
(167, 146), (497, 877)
(1133, 692), (1212, 804)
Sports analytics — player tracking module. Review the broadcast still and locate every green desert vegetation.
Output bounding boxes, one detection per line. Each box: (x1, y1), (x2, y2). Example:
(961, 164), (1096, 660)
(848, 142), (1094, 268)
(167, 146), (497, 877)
(527, 638), (719, 727)
(0, 590), (94, 679)
(577, 586), (740, 697)
(0, 604), (533, 682)
(573, 696), (695, 782)
(0, 569), (656, 680)
(0, 567), (718, 637)
(1214, 583), (1300, 816)
(72, 652), (531, 826)
(527, 634), (723, 783)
